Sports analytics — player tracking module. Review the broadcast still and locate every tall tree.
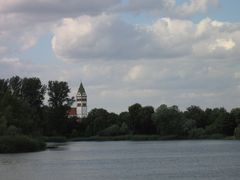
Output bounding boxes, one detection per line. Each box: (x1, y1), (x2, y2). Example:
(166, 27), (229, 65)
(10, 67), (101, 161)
(184, 106), (207, 128)
(128, 103), (142, 133)
(152, 104), (183, 136)
(9, 76), (22, 97)
(47, 81), (70, 135)
(21, 77), (46, 108)
(0, 79), (9, 98)
(138, 106), (155, 134)
(48, 81), (70, 108)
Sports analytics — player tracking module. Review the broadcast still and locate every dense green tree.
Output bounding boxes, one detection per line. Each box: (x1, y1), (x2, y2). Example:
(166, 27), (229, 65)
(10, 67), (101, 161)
(234, 125), (240, 139)
(231, 108), (240, 125)
(9, 76), (22, 97)
(48, 81), (70, 108)
(86, 108), (118, 135)
(0, 116), (7, 135)
(0, 90), (35, 134)
(119, 122), (130, 135)
(21, 77), (46, 108)
(98, 124), (121, 136)
(1, 76), (240, 140)
(182, 118), (196, 136)
(152, 105), (183, 136)
(47, 81), (70, 135)
(0, 79), (9, 98)
(118, 111), (130, 127)
(138, 106), (155, 134)
(128, 103), (142, 133)
(184, 106), (207, 128)
(188, 128), (206, 139)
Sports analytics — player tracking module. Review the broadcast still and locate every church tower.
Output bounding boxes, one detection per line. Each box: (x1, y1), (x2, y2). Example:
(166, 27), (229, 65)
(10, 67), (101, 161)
(76, 82), (87, 118)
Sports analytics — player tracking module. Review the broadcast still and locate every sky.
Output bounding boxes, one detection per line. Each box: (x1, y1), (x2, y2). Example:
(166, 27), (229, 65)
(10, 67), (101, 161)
(0, 0), (240, 113)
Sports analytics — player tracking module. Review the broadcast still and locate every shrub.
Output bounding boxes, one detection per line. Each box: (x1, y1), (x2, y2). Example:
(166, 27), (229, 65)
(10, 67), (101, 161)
(188, 128), (206, 139)
(0, 135), (46, 153)
(234, 125), (240, 140)
(43, 136), (67, 143)
(98, 124), (121, 136)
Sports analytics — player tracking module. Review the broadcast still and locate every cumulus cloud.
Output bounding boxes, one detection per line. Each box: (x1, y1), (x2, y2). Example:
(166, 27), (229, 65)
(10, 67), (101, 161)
(0, 0), (239, 112)
(52, 15), (240, 62)
(124, 65), (144, 81)
(0, 0), (120, 53)
(0, 0), (220, 54)
(175, 0), (218, 17)
(0, 0), (119, 16)
(115, 0), (218, 17)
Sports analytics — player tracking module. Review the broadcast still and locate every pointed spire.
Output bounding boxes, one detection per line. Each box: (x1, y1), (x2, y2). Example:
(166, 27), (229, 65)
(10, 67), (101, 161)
(78, 82), (86, 96)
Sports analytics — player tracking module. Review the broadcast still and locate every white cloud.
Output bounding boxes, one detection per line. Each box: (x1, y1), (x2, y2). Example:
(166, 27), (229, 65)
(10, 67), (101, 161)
(0, 0), (240, 112)
(0, 0), (220, 55)
(176, 0), (218, 17)
(52, 15), (240, 62)
(209, 38), (236, 51)
(125, 65), (144, 81)
(0, 0), (120, 53)
(20, 35), (38, 50)
(115, 0), (218, 17)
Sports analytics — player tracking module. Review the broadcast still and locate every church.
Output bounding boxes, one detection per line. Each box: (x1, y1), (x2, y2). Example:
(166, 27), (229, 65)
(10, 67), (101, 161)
(68, 82), (88, 118)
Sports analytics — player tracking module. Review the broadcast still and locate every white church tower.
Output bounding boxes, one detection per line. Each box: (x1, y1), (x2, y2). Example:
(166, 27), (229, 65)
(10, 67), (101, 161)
(76, 82), (87, 118)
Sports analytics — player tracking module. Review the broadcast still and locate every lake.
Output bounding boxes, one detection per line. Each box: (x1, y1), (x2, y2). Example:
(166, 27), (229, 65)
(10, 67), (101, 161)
(0, 140), (240, 180)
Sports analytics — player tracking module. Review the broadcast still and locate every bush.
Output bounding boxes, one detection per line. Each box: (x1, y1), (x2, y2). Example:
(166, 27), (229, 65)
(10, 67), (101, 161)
(208, 133), (225, 139)
(98, 124), (121, 136)
(234, 125), (240, 140)
(0, 135), (46, 153)
(188, 128), (206, 139)
(43, 136), (67, 143)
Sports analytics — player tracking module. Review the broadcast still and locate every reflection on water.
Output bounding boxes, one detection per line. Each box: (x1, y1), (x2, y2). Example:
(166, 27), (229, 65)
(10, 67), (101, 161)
(0, 140), (240, 180)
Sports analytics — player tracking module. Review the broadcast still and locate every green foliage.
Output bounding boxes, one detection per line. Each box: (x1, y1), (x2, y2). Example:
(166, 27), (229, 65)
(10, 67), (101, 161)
(211, 108), (235, 135)
(6, 125), (20, 136)
(188, 128), (206, 139)
(152, 105), (183, 136)
(128, 104), (155, 134)
(9, 76), (22, 97)
(86, 108), (118, 135)
(44, 136), (67, 143)
(98, 124), (121, 136)
(47, 81), (71, 135)
(0, 75), (240, 151)
(182, 119), (196, 136)
(138, 106), (155, 134)
(48, 81), (70, 108)
(128, 103), (142, 132)
(231, 108), (240, 124)
(0, 116), (7, 135)
(118, 111), (130, 127)
(234, 125), (240, 139)
(185, 106), (207, 128)
(0, 135), (46, 153)
(21, 77), (46, 108)
(119, 122), (130, 135)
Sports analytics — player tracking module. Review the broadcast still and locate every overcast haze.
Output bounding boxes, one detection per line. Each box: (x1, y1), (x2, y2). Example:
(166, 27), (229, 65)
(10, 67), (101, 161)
(0, 0), (240, 112)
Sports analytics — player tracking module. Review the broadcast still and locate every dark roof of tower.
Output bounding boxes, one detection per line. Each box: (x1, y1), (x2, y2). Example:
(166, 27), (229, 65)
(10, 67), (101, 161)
(78, 82), (86, 95)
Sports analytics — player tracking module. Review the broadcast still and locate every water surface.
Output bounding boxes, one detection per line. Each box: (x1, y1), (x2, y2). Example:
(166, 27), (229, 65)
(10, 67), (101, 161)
(0, 140), (240, 180)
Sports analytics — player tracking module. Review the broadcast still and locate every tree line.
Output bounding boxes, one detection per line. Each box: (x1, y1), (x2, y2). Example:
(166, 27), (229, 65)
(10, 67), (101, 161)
(0, 76), (240, 140)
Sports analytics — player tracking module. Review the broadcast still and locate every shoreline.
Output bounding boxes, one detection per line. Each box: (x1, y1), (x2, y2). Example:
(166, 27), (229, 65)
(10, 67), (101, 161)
(68, 135), (236, 142)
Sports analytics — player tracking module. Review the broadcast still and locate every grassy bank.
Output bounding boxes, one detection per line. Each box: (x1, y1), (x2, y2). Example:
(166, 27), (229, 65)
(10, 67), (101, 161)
(70, 135), (237, 142)
(0, 136), (46, 153)
(70, 135), (184, 141)
(43, 136), (67, 143)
